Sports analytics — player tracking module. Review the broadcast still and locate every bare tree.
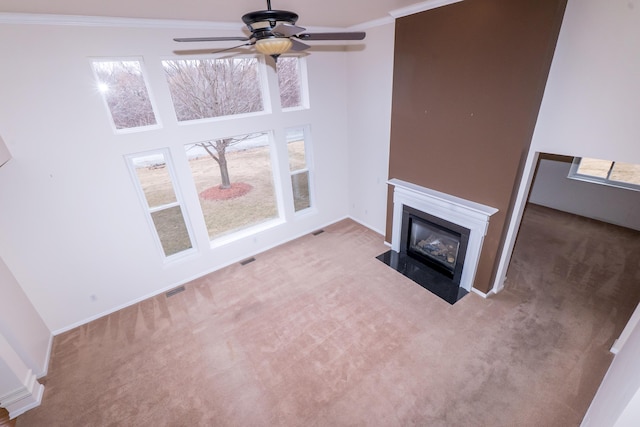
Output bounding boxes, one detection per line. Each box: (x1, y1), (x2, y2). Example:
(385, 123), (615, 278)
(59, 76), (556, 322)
(189, 133), (264, 189)
(94, 61), (157, 129)
(163, 57), (302, 190)
(164, 58), (268, 189)
(163, 58), (264, 121)
(277, 57), (302, 108)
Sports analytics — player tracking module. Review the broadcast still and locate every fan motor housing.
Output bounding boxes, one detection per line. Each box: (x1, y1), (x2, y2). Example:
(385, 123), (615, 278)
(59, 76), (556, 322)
(242, 10), (299, 34)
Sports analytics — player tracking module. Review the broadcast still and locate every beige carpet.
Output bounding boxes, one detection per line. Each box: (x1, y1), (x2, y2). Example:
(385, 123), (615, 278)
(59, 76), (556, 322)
(16, 204), (640, 426)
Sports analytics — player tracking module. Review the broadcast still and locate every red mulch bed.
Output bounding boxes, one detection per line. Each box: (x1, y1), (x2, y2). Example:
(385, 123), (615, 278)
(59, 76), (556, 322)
(199, 182), (253, 201)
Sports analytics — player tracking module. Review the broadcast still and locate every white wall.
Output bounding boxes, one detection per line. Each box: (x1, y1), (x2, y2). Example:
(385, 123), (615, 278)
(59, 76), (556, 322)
(0, 332), (44, 419)
(581, 314), (640, 427)
(0, 133), (10, 166)
(346, 21), (396, 235)
(0, 18), (352, 333)
(529, 158), (640, 230)
(495, 0), (640, 423)
(0, 256), (51, 376)
(529, 0), (640, 163)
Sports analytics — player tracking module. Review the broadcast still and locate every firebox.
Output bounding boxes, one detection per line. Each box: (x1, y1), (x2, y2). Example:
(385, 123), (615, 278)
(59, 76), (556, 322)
(400, 205), (470, 285)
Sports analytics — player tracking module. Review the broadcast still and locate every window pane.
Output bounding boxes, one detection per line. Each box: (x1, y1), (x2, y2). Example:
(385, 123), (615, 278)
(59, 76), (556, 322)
(610, 162), (640, 185)
(285, 126), (311, 212)
(291, 171), (311, 212)
(286, 128), (306, 171)
(576, 158), (612, 178)
(277, 57), (302, 109)
(132, 154), (177, 208)
(162, 58), (264, 121)
(185, 133), (278, 240)
(128, 150), (194, 259)
(92, 60), (157, 130)
(151, 206), (192, 256)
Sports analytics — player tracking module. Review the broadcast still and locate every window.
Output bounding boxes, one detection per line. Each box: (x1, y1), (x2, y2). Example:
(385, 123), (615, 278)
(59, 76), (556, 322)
(276, 57), (306, 109)
(285, 126), (312, 212)
(92, 59), (158, 131)
(185, 132), (280, 240)
(127, 150), (195, 258)
(569, 157), (640, 191)
(162, 58), (266, 121)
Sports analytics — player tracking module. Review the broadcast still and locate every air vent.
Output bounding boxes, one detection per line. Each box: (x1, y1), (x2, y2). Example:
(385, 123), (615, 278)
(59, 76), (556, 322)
(312, 229), (325, 236)
(166, 286), (186, 298)
(240, 257), (256, 266)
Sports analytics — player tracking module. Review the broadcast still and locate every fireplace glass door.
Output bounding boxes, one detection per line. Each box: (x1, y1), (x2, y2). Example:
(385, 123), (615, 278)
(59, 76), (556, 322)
(407, 216), (461, 278)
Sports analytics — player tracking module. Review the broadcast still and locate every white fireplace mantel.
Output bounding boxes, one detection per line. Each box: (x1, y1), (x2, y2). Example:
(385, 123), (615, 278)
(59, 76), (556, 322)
(388, 178), (498, 293)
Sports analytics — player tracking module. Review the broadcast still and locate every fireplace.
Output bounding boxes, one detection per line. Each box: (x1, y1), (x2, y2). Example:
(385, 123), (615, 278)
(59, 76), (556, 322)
(377, 179), (498, 304)
(401, 206), (470, 284)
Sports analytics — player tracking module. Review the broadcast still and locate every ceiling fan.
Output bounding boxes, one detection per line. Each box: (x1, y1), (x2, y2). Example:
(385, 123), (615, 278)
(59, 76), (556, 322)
(173, 0), (366, 61)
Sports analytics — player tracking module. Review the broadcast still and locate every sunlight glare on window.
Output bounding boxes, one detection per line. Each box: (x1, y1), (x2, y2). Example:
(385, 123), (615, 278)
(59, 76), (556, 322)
(92, 60), (157, 130)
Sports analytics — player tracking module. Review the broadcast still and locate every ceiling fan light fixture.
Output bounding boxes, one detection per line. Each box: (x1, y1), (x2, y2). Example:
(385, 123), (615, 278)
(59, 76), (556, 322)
(173, 1), (366, 59)
(255, 38), (293, 57)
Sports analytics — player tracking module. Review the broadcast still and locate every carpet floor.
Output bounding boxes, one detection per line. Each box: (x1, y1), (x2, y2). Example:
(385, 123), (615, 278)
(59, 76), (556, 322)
(16, 204), (640, 426)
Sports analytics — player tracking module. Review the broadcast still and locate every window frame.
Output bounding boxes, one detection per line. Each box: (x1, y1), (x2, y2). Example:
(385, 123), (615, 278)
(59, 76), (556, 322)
(160, 54), (272, 125)
(182, 130), (286, 245)
(277, 56), (310, 111)
(568, 157), (640, 192)
(125, 148), (198, 262)
(285, 125), (315, 214)
(90, 57), (162, 134)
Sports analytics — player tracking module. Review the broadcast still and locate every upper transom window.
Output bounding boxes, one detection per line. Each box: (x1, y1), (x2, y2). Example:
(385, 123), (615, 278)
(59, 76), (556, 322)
(92, 59), (158, 131)
(277, 57), (307, 110)
(162, 57), (266, 122)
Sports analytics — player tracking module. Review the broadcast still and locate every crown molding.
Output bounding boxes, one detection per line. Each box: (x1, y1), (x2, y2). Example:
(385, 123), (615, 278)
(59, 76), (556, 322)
(0, 12), (240, 30)
(351, 0), (463, 30)
(0, 1), (464, 32)
(389, 0), (463, 19)
(349, 16), (395, 31)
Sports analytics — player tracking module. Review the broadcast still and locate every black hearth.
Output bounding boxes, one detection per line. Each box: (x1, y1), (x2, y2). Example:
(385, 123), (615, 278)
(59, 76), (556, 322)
(377, 205), (471, 304)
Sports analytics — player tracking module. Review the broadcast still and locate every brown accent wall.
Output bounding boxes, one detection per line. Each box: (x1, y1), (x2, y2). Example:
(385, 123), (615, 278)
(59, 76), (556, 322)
(386, 0), (567, 293)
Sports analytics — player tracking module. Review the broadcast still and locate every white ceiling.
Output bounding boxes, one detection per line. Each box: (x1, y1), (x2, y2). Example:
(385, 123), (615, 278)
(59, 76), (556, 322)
(0, 0), (432, 28)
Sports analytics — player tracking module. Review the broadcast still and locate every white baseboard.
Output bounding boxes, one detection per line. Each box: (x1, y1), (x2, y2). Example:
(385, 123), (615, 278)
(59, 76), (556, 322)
(471, 287), (491, 299)
(0, 370), (44, 419)
(53, 216), (366, 335)
(37, 333), (54, 378)
(610, 339), (620, 355)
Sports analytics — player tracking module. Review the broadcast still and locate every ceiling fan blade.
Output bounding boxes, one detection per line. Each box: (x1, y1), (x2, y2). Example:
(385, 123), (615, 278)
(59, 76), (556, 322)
(296, 32), (366, 41)
(272, 23), (306, 37)
(290, 38), (310, 51)
(209, 42), (254, 54)
(174, 36), (250, 42)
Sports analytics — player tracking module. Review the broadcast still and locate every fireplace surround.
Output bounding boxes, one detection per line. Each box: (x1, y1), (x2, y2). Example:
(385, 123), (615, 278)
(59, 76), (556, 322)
(380, 179), (498, 302)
